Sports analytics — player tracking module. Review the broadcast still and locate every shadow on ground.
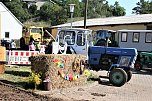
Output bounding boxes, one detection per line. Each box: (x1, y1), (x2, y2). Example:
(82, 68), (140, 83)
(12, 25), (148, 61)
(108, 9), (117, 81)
(132, 69), (152, 75)
(0, 80), (29, 89)
(5, 71), (31, 77)
(88, 76), (113, 86)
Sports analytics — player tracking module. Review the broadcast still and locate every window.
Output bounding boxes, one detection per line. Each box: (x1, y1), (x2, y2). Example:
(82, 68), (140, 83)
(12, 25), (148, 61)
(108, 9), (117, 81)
(5, 32), (9, 38)
(147, 25), (152, 30)
(77, 31), (85, 46)
(58, 31), (75, 46)
(121, 32), (127, 42)
(145, 32), (152, 43)
(133, 32), (140, 42)
(31, 28), (42, 33)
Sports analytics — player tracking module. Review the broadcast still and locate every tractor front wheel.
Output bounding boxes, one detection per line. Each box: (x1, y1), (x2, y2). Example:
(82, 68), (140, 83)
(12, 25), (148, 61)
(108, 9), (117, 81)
(109, 68), (127, 87)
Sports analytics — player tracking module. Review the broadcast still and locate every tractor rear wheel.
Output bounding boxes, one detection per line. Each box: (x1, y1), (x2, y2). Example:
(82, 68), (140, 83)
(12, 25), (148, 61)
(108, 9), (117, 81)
(109, 68), (127, 87)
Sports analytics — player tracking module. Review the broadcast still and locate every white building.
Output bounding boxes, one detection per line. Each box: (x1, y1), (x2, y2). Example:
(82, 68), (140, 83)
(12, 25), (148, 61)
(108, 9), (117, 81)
(0, 2), (23, 42)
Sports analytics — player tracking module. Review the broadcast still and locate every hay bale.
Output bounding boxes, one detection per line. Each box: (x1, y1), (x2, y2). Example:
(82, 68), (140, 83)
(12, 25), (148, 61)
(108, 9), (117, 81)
(30, 54), (88, 89)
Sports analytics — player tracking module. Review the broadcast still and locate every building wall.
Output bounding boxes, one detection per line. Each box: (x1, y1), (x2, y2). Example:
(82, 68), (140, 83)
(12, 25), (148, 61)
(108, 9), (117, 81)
(87, 24), (146, 31)
(118, 30), (152, 52)
(51, 24), (146, 38)
(0, 3), (6, 40)
(0, 3), (22, 41)
(1, 11), (22, 41)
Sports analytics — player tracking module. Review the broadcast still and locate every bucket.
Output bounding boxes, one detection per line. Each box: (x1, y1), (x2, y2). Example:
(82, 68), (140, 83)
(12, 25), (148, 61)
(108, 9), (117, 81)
(43, 78), (52, 91)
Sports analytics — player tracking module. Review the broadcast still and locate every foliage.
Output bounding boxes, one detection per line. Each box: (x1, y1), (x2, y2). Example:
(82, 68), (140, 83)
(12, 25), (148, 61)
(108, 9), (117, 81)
(3, 0), (31, 22)
(28, 71), (42, 90)
(28, 72), (42, 85)
(39, 3), (67, 25)
(86, 72), (98, 84)
(132, 0), (152, 14)
(112, 1), (126, 16)
(1, 0), (126, 25)
(28, 4), (37, 16)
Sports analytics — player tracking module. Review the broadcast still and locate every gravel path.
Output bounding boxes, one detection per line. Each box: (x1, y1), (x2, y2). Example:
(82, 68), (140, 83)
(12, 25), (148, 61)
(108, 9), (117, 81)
(36, 70), (152, 101)
(1, 70), (152, 101)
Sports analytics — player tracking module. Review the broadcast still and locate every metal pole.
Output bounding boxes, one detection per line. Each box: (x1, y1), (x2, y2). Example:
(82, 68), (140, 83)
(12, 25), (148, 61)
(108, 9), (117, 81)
(71, 12), (73, 28)
(84, 0), (88, 29)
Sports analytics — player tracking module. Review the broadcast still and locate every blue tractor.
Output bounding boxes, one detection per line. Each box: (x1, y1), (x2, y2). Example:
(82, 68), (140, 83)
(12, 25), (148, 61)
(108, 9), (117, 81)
(88, 46), (137, 86)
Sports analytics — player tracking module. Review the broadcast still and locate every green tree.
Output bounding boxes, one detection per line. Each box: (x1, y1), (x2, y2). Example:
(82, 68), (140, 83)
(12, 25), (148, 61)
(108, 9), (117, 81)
(39, 3), (67, 25)
(82, 0), (125, 18)
(112, 1), (126, 16)
(2, 0), (30, 22)
(28, 4), (37, 15)
(132, 0), (152, 14)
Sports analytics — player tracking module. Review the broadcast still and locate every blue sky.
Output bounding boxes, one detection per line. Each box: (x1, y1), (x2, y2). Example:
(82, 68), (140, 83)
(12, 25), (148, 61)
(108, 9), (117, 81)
(107, 0), (140, 16)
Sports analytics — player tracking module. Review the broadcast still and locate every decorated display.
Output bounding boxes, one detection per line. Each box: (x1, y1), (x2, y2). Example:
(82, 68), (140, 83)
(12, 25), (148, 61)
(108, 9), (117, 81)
(30, 54), (91, 89)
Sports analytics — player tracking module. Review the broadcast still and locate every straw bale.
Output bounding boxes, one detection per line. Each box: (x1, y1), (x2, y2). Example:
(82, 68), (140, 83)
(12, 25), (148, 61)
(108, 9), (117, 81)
(30, 54), (88, 89)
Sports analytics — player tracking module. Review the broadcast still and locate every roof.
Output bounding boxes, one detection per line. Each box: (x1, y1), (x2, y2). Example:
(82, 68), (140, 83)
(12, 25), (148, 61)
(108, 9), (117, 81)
(118, 29), (152, 32)
(0, 2), (23, 26)
(53, 14), (152, 28)
(58, 27), (92, 31)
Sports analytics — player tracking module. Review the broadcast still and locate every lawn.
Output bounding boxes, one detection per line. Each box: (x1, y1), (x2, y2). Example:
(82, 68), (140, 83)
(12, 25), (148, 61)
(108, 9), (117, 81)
(0, 65), (32, 89)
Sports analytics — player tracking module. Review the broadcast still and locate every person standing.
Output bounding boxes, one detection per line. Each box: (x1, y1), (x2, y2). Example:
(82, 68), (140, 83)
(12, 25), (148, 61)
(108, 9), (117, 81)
(29, 41), (36, 51)
(20, 37), (26, 50)
(11, 40), (16, 50)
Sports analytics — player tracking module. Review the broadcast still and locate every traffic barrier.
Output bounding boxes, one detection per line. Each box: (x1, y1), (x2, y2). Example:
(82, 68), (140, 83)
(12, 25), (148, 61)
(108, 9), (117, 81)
(6, 50), (39, 65)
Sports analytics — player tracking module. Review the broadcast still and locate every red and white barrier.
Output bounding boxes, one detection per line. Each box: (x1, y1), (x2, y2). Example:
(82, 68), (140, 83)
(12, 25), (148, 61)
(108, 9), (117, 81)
(7, 51), (39, 65)
(5, 45), (46, 65)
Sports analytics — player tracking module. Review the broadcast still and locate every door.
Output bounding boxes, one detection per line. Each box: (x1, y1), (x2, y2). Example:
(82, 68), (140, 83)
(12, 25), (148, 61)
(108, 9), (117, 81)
(73, 31), (87, 55)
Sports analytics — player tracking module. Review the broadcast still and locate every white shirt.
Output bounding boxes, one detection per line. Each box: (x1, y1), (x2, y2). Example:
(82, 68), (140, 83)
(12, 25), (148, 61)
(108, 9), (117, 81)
(11, 42), (16, 48)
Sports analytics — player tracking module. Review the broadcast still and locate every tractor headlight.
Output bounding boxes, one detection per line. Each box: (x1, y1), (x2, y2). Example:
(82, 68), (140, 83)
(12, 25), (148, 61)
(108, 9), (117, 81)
(119, 56), (131, 67)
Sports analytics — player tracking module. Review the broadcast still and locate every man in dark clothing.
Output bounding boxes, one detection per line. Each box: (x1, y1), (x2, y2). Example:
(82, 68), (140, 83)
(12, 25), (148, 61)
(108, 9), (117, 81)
(20, 37), (26, 50)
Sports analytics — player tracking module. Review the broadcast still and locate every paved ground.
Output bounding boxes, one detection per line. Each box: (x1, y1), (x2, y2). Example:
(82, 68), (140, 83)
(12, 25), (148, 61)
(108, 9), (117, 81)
(36, 70), (152, 101)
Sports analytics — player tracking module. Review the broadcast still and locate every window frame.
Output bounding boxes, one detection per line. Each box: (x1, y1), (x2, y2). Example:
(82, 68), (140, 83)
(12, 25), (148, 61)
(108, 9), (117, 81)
(76, 32), (86, 46)
(132, 32), (140, 43)
(145, 32), (152, 43)
(5, 32), (9, 38)
(121, 32), (128, 42)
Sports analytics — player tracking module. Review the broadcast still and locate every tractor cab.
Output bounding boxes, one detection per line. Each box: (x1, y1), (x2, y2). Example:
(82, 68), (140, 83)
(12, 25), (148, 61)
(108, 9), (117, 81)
(94, 29), (118, 47)
(53, 28), (93, 55)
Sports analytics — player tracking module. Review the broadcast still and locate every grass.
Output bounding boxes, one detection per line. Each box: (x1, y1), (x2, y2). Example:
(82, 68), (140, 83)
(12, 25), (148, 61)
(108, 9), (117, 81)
(0, 65), (32, 89)
(87, 72), (98, 84)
